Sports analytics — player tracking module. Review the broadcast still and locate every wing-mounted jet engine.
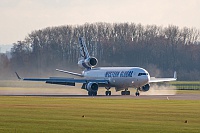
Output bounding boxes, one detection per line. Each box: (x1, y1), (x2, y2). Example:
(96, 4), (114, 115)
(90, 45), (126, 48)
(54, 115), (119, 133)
(139, 84), (150, 92)
(81, 82), (99, 96)
(135, 84), (150, 96)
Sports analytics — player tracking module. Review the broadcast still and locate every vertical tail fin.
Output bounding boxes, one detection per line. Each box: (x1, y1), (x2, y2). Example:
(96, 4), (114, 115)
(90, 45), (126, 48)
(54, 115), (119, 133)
(78, 37), (98, 69)
(79, 37), (90, 59)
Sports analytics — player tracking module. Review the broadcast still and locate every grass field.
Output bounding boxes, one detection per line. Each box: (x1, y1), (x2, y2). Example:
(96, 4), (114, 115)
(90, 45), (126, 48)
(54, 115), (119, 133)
(0, 81), (200, 132)
(170, 81), (200, 90)
(0, 96), (200, 133)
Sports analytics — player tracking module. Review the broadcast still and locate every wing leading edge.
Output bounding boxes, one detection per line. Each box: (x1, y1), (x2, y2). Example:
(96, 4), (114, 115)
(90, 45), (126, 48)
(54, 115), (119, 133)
(149, 71), (177, 83)
(15, 72), (108, 86)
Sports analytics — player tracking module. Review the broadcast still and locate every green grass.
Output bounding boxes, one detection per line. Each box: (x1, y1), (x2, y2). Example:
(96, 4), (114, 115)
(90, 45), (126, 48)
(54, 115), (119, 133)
(176, 90), (200, 94)
(169, 81), (200, 90)
(0, 97), (200, 133)
(170, 81), (200, 85)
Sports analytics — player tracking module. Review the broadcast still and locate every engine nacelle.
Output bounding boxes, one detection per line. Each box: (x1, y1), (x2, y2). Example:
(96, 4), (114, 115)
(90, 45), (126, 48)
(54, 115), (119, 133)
(86, 82), (99, 92)
(85, 57), (98, 67)
(78, 57), (98, 69)
(139, 84), (150, 92)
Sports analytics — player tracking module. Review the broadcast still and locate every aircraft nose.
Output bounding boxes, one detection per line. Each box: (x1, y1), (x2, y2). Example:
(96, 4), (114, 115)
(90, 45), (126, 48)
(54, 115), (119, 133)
(141, 75), (149, 85)
(143, 75), (149, 84)
(147, 75), (150, 83)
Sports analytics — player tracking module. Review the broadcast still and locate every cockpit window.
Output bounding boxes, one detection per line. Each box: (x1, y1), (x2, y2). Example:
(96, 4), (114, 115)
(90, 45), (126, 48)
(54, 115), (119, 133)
(138, 73), (148, 76)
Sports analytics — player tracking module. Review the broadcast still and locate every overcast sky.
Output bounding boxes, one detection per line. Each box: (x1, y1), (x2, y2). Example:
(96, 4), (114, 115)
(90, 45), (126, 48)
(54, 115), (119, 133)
(0, 0), (200, 44)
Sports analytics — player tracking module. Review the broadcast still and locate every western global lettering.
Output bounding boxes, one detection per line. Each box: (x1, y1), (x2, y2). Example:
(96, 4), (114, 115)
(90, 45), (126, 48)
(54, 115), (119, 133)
(105, 71), (133, 77)
(120, 71), (133, 77)
(105, 71), (120, 77)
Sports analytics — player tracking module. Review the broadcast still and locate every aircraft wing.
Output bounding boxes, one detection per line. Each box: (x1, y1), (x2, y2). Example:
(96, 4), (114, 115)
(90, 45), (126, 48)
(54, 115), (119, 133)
(15, 72), (108, 86)
(149, 78), (176, 83)
(149, 71), (177, 83)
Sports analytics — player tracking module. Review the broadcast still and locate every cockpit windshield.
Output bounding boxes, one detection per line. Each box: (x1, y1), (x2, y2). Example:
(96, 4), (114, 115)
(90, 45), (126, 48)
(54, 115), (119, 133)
(138, 73), (148, 76)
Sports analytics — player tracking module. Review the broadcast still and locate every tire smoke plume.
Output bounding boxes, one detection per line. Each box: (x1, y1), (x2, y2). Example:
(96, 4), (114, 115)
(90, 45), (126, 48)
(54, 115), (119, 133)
(141, 84), (177, 95)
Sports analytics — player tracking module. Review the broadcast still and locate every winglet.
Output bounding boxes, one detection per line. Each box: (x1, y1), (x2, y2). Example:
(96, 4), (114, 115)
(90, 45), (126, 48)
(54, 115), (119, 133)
(174, 71), (177, 79)
(15, 72), (21, 80)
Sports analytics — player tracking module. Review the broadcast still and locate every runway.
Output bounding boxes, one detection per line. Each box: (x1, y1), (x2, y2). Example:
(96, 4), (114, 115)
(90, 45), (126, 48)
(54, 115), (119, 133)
(0, 84), (200, 100)
(1, 93), (200, 100)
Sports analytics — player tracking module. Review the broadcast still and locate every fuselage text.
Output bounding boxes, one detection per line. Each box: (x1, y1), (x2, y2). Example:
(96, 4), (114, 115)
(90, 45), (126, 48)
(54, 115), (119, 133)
(105, 71), (134, 78)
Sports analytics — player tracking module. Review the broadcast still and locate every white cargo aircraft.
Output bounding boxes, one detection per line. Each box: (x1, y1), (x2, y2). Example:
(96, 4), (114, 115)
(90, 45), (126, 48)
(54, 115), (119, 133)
(16, 37), (177, 96)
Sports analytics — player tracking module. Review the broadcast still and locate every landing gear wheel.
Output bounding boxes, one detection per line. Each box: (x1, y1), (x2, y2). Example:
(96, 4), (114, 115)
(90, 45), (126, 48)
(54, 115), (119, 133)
(105, 91), (111, 96)
(88, 91), (97, 96)
(121, 91), (130, 95)
(135, 88), (140, 96)
(126, 91), (130, 95)
(135, 92), (140, 96)
(88, 91), (92, 96)
(121, 91), (125, 95)
(93, 92), (97, 96)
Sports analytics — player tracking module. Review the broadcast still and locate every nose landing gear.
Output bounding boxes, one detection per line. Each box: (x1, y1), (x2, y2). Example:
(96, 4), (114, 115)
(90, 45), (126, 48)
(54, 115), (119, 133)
(135, 88), (140, 96)
(105, 91), (111, 96)
(105, 87), (111, 96)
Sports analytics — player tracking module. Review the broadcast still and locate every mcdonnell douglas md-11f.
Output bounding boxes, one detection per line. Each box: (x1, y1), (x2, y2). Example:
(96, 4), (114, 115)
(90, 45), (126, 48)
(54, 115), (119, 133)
(15, 37), (177, 96)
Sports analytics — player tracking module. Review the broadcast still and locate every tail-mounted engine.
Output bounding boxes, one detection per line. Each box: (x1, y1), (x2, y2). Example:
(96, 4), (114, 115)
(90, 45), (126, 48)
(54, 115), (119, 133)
(139, 84), (150, 92)
(78, 57), (98, 69)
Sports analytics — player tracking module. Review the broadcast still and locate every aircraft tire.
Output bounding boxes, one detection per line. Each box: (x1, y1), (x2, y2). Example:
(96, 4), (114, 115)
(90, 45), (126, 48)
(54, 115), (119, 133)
(121, 91), (130, 95)
(126, 91), (130, 95)
(105, 91), (111, 96)
(105, 91), (108, 96)
(93, 92), (97, 96)
(121, 91), (125, 95)
(88, 91), (92, 96)
(88, 91), (97, 96)
(135, 92), (140, 96)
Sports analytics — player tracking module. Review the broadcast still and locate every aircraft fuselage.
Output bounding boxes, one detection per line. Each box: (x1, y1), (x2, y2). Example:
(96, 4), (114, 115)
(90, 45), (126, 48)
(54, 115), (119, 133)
(83, 67), (150, 90)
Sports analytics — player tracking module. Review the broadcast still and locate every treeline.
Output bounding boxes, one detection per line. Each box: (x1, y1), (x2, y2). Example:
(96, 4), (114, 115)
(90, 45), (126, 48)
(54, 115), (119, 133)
(2, 23), (200, 80)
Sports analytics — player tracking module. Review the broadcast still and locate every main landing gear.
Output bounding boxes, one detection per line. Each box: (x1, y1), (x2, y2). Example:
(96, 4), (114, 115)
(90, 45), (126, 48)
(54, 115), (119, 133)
(104, 87), (140, 96)
(88, 91), (97, 96)
(121, 88), (130, 95)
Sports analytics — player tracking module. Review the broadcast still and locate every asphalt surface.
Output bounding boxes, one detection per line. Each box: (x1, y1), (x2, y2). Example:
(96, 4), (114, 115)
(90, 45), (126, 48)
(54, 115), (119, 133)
(0, 86), (200, 100)
(1, 93), (200, 100)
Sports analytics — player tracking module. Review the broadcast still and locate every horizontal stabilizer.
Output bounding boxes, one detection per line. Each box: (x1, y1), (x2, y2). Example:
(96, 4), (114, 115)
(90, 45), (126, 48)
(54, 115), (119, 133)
(56, 69), (83, 77)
